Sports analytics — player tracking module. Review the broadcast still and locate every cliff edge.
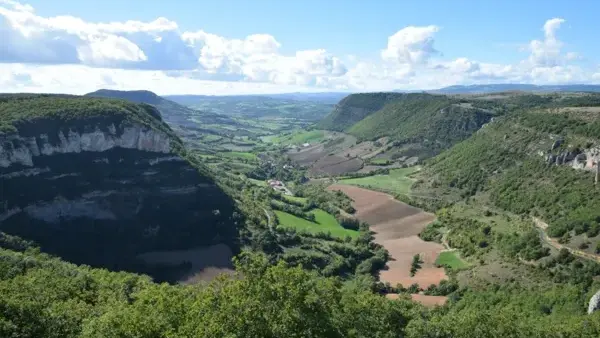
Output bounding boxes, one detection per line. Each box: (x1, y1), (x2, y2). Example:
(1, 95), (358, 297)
(0, 94), (238, 278)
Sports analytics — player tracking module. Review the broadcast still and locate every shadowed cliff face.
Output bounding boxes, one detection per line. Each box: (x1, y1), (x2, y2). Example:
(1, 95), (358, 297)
(0, 96), (238, 278)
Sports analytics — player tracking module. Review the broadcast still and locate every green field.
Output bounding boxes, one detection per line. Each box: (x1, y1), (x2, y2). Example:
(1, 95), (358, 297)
(367, 158), (391, 165)
(202, 134), (223, 142)
(275, 209), (359, 239)
(282, 195), (309, 205)
(269, 130), (326, 145)
(248, 178), (267, 187)
(436, 251), (469, 270)
(338, 166), (420, 195)
(218, 151), (258, 161)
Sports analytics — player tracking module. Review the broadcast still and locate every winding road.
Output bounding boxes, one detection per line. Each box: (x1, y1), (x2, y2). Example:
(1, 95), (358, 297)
(532, 217), (600, 263)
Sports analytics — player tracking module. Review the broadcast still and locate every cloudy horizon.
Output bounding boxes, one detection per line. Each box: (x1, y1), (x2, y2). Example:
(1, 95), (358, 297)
(2, 0), (599, 95)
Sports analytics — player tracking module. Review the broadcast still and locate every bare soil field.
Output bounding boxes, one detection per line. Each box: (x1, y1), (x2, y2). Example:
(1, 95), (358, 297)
(288, 144), (328, 166)
(386, 293), (448, 307)
(310, 155), (363, 175)
(288, 132), (361, 174)
(137, 243), (234, 284)
(327, 184), (447, 289)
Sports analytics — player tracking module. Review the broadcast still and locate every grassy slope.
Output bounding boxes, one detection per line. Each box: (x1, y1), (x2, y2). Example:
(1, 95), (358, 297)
(282, 195), (309, 205)
(268, 130), (326, 145)
(275, 209), (359, 239)
(436, 251), (469, 270)
(338, 167), (420, 195)
(218, 151), (258, 161)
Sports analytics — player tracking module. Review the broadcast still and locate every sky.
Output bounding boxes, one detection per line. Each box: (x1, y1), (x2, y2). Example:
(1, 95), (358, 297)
(1, 0), (600, 95)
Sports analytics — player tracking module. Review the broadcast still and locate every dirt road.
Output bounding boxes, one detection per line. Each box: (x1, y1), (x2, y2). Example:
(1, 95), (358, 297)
(533, 217), (600, 263)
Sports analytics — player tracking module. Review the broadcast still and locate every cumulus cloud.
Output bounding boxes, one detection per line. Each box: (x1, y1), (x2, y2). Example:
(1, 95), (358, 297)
(0, 1), (348, 86)
(528, 17), (565, 67)
(381, 25), (440, 65)
(0, 63), (326, 95)
(0, 1), (597, 94)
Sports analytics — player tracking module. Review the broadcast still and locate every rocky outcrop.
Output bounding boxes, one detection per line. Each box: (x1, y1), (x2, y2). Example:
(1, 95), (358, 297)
(588, 290), (600, 314)
(541, 141), (600, 177)
(0, 95), (237, 275)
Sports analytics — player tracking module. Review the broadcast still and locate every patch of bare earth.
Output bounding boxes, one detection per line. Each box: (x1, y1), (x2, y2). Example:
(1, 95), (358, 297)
(386, 293), (448, 307)
(137, 243), (234, 284)
(310, 156), (363, 175)
(288, 144), (328, 166)
(327, 184), (448, 303)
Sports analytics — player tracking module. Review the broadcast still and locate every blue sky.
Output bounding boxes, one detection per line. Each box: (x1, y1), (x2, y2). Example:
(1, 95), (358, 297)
(1, 0), (600, 94)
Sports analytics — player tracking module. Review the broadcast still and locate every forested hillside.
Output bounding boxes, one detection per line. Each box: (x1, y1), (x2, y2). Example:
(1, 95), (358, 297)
(348, 96), (493, 147)
(417, 92), (600, 252)
(316, 92), (498, 161)
(317, 92), (406, 131)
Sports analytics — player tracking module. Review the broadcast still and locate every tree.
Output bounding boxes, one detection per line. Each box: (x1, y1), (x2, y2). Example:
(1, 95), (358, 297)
(410, 254), (422, 277)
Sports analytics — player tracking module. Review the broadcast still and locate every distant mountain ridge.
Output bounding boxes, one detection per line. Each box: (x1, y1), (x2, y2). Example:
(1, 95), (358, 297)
(427, 84), (600, 94)
(166, 92), (350, 105)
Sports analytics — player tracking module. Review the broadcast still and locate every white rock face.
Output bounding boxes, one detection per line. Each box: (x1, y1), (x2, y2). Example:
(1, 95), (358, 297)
(584, 147), (600, 169)
(588, 290), (600, 314)
(0, 124), (171, 168)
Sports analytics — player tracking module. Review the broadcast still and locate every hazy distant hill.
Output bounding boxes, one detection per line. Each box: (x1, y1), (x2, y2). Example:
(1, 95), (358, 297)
(429, 84), (600, 94)
(85, 89), (241, 151)
(262, 92), (350, 104)
(165, 94), (334, 120)
(85, 89), (231, 125)
(166, 92), (350, 105)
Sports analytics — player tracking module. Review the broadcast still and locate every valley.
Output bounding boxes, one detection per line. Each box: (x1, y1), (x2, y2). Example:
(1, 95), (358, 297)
(4, 88), (600, 336)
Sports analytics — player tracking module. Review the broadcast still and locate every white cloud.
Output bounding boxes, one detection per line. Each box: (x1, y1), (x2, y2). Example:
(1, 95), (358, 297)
(77, 35), (148, 66)
(0, 1), (347, 86)
(528, 18), (567, 67)
(0, 1), (598, 94)
(0, 63), (327, 95)
(381, 25), (440, 65)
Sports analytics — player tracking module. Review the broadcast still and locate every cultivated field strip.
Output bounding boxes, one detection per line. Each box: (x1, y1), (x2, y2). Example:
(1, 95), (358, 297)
(328, 184), (448, 305)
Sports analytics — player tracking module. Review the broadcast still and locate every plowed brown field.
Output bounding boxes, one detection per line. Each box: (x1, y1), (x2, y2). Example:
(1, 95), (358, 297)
(385, 293), (448, 307)
(327, 184), (447, 289)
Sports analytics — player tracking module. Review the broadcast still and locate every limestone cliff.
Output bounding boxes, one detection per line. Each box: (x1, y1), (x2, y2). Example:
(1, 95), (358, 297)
(0, 94), (237, 274)
(541, 142), (600, 183)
